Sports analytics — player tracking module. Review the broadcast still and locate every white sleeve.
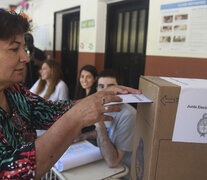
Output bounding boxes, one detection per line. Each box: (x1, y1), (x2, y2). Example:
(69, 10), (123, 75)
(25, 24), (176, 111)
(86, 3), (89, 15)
(30, 79), (40, 93)
(56, 81), (69, 101)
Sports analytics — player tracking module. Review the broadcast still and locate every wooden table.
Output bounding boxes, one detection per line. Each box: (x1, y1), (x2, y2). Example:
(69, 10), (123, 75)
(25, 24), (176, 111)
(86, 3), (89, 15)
(49, 159), (129, 180)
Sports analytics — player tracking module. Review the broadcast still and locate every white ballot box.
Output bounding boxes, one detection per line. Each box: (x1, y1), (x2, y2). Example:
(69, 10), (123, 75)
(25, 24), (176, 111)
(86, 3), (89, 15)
(131, 76), (207, 180)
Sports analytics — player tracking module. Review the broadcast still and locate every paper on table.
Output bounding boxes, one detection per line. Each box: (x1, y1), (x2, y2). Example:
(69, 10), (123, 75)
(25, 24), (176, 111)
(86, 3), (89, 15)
(54, 141), (103, 172)
(36, 130), (47, 137)
(105, 93), (152, 106)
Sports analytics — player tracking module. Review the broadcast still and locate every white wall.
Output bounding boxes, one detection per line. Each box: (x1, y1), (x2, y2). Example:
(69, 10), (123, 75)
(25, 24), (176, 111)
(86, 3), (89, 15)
(21, 0), (121, 52)
(55, 13), (62, 51)
(95, 0), (107, 52)
(25, 0), (207, 60)
(31, 0), (81, 50)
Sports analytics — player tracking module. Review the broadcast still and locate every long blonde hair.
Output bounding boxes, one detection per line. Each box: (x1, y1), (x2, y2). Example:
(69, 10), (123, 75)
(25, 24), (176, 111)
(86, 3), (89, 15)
(36, 59), (63, 100)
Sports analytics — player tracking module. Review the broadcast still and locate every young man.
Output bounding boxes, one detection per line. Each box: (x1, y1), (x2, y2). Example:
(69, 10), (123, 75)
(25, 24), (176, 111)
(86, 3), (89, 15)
(96, 69), (137, 179)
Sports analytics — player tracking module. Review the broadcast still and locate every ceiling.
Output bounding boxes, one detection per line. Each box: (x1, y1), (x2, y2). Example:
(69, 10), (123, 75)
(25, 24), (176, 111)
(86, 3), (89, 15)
(0, 0), (22, 9)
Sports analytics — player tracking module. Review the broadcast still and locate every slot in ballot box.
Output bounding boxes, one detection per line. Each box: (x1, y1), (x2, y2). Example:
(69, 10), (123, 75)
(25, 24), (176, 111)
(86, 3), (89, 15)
(131, 76), (207, 180)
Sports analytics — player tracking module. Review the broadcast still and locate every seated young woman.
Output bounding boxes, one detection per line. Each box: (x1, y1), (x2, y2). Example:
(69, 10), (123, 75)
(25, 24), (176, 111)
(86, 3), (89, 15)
(30, 59), (69, 101)
(74, 65), (98, 144)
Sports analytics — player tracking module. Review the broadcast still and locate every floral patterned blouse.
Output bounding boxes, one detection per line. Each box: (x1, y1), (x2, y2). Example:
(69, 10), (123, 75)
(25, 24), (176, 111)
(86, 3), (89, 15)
(0, 83), (74, 179)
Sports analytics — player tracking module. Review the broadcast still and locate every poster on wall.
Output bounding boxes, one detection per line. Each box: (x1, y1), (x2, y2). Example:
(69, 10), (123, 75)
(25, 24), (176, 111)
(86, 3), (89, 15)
(158, 0), (207, 53)
(79, 19), (96, 52)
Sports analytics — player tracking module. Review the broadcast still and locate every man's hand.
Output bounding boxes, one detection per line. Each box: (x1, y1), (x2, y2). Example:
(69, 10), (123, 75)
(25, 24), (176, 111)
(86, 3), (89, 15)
(103, 85), (141, 95)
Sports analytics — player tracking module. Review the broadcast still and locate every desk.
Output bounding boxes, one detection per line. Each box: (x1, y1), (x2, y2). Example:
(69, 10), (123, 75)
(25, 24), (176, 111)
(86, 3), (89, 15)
(49, 160), (128, 180)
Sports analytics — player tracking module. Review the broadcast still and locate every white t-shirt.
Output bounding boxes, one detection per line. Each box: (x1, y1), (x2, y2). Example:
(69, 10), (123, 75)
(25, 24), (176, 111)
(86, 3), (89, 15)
(30, 79), (69, 101)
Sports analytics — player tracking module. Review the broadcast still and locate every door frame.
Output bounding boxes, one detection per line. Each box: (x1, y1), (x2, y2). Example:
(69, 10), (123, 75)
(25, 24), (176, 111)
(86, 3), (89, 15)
(53, 6), (80, 58)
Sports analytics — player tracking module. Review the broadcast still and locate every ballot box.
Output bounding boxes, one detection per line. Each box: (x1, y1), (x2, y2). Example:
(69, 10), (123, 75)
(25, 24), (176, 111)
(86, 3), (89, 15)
(131, 76), (207, 180)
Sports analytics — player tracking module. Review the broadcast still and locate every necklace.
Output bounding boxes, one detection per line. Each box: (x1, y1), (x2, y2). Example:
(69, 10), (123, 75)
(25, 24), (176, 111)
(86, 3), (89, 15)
(0, 91), (10, 113)
(10, 112), (35, 145)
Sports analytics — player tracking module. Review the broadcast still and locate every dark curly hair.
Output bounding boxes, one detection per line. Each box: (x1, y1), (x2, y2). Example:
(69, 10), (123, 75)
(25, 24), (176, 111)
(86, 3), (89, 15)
(0, 9), (30, 40)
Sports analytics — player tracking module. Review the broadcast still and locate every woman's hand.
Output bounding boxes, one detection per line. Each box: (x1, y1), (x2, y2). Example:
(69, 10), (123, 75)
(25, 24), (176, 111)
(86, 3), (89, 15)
(67, 85), (141, 128)
(65, 91), (122, 128)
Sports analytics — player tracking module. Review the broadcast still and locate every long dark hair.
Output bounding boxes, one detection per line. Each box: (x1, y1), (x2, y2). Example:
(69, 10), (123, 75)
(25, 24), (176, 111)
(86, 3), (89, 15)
(0, 9), (30, 40)
(75, 65), (97, 100)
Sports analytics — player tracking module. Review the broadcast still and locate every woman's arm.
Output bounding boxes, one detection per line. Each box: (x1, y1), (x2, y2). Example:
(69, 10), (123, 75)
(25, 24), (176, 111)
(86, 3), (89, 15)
(34, 91), (122, 179)
(35, 112), (81, 179)
(0, 84), (139, 179)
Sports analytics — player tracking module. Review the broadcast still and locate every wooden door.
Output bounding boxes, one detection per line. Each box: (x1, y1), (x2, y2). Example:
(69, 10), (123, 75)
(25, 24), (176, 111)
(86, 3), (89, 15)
(61, 12), (80, 99)
(105, 0), (149, 89)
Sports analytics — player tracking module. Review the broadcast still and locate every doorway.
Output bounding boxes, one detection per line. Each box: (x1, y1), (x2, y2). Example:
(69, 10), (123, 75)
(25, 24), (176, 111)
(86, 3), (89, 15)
(61, 12), (80, 99)
(54, 7), (80, 100)
(105, 0), (149, 89)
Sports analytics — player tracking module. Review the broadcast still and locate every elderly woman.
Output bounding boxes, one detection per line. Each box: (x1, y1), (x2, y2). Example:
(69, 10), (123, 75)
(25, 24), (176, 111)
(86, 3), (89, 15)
(0, 10), (140, 179)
